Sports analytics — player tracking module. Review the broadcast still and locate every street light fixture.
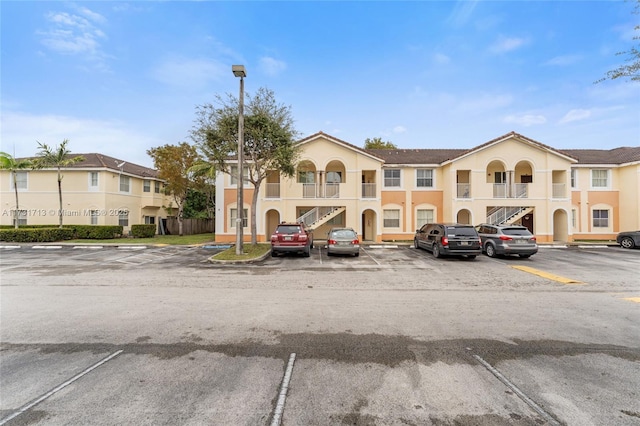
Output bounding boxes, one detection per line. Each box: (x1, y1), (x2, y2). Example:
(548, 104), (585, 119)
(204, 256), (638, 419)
(232, 65), (246, 255)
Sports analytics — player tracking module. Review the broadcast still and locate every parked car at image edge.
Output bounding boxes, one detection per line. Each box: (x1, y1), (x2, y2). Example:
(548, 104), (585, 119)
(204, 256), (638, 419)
(616, 230), (640, 249)
(270, 222), (314, 257)
(414, 223), (482, 259)
(326, 227), (360, 257)
(476, 223), (538, 258)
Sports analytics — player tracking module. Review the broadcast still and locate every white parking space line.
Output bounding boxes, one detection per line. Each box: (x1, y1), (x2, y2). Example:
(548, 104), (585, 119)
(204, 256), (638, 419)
(360, 247), (381, 265)
(0, 246), (21, 250)
(32, 245), (63, 250)
(472, 354), (561, 426)
(270, 353), (296, 426)
(73, 246), (104, 250)
(117, 246), (147, 250)
(0, 350), (123, 426)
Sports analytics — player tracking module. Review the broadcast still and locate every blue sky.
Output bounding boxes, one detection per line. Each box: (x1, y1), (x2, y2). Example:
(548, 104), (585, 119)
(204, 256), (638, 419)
(2, 1), (639, 168)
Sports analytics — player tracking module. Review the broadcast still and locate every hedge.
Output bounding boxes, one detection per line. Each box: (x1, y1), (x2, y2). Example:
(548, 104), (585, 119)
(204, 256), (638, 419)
(0, 225), (123, 240)
(0, 228), (75, 242)
(131, 224), (156, 238)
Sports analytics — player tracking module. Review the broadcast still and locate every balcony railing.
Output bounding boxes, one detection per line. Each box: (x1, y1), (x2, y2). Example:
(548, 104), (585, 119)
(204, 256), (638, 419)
(493, 183), (528, 198)
(302, 183), (340, 198)
(265, 183), (280, 198)
(362, 183), (376, 198)
(457, 183), (470, 198)
(552, 183), (566, 198)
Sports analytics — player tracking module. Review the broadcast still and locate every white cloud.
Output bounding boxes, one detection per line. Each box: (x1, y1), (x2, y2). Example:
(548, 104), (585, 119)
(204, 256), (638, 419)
(433, 53), (451, 65)
(504, 114), (547, 126)
(0, 111), (161, 168)
(260, 57), (287, 76)
(393, 126), (407, 134)
(489, 36), (529, 54)
(543, 54), (582, 66)
(446, 0), (479, 27)
(152, 57), (226, 89)
(559, 109), (592, 124)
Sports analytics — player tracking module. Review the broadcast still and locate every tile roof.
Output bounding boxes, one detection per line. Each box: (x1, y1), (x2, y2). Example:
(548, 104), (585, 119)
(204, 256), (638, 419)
(365, 148), (466, 164)
(20, 153), (160, 178)
(560, 147), (640, 165)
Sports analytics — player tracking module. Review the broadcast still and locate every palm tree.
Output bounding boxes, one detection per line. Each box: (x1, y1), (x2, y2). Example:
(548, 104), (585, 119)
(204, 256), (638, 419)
(0, 152), (33, 229)
(35, 140), (85, 229)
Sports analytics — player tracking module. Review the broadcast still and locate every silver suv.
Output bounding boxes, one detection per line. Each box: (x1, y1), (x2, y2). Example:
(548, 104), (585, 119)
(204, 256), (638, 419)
(476, 223), (538, 258)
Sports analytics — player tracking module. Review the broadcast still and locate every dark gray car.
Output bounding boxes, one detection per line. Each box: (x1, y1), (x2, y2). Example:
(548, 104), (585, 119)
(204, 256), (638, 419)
(414, 223), (481, 259)
(476, 223), (538, 258)
(616, 230), (640, 249)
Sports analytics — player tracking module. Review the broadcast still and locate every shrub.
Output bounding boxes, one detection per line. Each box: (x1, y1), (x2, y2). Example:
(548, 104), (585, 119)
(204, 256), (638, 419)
(71, 225), (123, 239)
(0, 228), (75, 242)
(131, 224), (156, 238)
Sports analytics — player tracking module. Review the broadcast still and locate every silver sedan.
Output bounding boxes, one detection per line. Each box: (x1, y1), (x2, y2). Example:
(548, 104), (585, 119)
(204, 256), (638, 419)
(326, 228), (360, 257)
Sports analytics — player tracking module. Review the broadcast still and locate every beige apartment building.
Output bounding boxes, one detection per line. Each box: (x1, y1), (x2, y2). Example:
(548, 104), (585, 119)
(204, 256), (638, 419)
(0, 153), (169, 233)
(215, 131), (640, 244)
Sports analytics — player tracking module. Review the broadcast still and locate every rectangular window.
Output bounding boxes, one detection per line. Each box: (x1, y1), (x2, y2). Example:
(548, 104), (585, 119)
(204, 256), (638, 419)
(90, 210), (99, 225)
(571, 209), (576, 228)
(119, 175), (130, 192)
(570, 169), (577, 188)
(416, 209), (434, 228)
(143, 180), (151, 192)
(593, 209), (609, 228)
(297, 171), (315, 183)
(144, 215), (155, 225)
(12, 209), (27, 226)
(384, 169), (401, 187)
(88, 172), (99, 190)
(11, 171), (28, 190)
(118, 211), (129, 227)
(591, 170), (608, 188)
(230, 208), (248, 228)
(155, 181), (161, 193)
(416, 169), (434, 188)
(383, 209), (400, 228)
(230, 166), (249, 186)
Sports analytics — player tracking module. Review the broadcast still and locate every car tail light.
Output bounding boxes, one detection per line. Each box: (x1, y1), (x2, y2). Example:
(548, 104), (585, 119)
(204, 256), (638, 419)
(531, 236), (537, 241)
(270, 234), (277, 242)
(441, 236), (449, 246)
(299, 234), (307, 241)
(352, 239), (360, 245)
(499, 235), (513, 241)
(328, 239), (337, 245)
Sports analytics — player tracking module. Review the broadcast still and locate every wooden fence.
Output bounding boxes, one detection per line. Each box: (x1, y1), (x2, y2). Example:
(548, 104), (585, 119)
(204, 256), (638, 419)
(163, 218), (214, 235)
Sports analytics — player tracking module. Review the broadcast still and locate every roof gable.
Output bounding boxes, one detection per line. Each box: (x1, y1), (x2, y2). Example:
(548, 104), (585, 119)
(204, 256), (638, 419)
(19, 153), (160, 178)
(297, 131), (385, 163)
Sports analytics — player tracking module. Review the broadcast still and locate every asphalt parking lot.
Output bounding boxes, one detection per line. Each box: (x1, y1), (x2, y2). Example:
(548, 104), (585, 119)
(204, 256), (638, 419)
(1, 244), (639, 425)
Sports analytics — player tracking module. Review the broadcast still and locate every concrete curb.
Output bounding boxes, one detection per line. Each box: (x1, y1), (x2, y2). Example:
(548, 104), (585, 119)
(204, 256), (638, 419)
(208, 248), (272, 264)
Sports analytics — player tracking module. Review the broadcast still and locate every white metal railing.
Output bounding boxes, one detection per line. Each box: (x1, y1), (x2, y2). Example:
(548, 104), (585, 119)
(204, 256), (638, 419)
(362, 183), (376, 198)
(302, 183), (340, 198)
(486, 206), (528, 225)
(457, 183), (470, 198)
(297, 206), (341, 228)
(514, 183), (528, 198)
(552, 183), (566, 198)
(265, 183), (280, 198)
(493, 183), (528, 198)
(493, 184), (507, 198)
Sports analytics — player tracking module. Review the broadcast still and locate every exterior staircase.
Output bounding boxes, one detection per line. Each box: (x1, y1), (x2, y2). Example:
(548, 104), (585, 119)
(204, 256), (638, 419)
(297, 206), (346, 230)
(486, 206), (534, 225)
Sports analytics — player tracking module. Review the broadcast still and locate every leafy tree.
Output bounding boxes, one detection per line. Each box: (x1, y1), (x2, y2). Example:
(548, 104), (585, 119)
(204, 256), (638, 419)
(191, 87), (300, 245)
(147, 142), (201, 236)
(0, 152), (33, 229)
(34, 140), (84, 229)
(599, 0), (640, 82)
(364, 137), (398, 149)
(183, 189), (214, 219)
(187, 160), (217, 219)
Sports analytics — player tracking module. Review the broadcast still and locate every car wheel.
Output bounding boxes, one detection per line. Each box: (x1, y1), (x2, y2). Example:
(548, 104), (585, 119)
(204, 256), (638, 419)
(519, 254), (531, 258)
(303, 246), (310, 257)
(414, 239), (419, 249)
(485, 244), (496, 258)
(433, 244), (442, 258)
(620, 237), (635, 249)
(354, 251), (360, 257)
(271, 250), (277, 257)
(466, 255), (476, 260)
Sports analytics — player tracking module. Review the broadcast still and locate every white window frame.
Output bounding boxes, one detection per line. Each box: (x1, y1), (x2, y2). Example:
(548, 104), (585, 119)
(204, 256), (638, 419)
(383, 169), (401, 188)
(570, 169), (577, 189)
(416, 209), (434, 228)
(143, 180), (151, 193)
(90, 210), (99, 225)
(416, 169), (434, 188)
(590, 169), (610, 189)
(12, 209), (27, 226)
(592, 209), (609, 228)
(571, 209), (577, 229)
(229, 166), (249, 186)
(154, 181), (161, 193)
(88, 172), (99, 191)
(119, 175), (130, 193)
(383, 209), (400, 228)
(230, 208), (248, 228)
(10, 171), (28, 191)
(118, 211), (129, 227)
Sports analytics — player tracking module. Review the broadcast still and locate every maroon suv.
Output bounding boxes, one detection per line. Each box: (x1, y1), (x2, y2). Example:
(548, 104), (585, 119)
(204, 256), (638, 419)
(270, 222), (314, 257)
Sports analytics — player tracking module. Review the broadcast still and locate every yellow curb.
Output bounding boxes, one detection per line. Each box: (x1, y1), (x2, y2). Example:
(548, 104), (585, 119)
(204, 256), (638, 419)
(623, 297), (640, 303)
(511, 265), (584, 285)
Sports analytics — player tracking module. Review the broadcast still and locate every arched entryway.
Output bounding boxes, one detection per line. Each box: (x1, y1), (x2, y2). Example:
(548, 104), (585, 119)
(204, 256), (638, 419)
(553, 209), (568, 242)
(456, 209), (472, 224)
(361, 209), (377, 242)
(265, 209), (280, 240)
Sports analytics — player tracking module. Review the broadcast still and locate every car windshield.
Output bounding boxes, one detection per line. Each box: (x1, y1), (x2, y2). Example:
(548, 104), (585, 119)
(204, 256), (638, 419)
(331, 230), (356, 239)
(447, 227), (476, 236)
(502, 228), (532, 236)
(277, 226), (301, 234)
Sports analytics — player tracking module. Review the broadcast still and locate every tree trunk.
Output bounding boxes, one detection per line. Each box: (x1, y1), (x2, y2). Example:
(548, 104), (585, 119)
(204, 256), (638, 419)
(58, 168), (63, 229)
(13, 171), (19, 229)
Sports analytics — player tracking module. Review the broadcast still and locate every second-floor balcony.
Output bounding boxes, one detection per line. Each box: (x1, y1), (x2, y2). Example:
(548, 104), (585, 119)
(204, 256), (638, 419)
(457, 183), (470, 198)
(493, 183), (528, 198)
(552, 183), (566, 198)
(362, 183), (376, 198)
(303, 183), (340, 198)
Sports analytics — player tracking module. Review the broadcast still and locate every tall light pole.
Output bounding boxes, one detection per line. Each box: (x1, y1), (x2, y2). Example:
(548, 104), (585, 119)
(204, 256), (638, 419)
(232, 65), (246, 255)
